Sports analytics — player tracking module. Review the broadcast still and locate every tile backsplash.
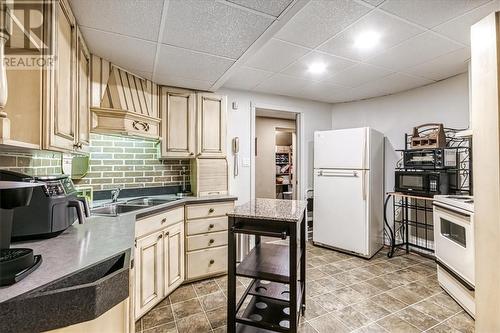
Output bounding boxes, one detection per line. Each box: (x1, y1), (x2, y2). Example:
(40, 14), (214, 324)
(0, 134), (190, 191)
(0, 151), (62, 176)
(74, 134), (190, 191)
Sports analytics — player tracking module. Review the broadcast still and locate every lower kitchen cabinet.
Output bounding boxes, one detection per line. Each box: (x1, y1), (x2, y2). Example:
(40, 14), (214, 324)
(134, 216), (185, 320)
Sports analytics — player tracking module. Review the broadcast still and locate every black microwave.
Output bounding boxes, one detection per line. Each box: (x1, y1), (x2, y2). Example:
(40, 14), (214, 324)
(395, 171), (450, 197)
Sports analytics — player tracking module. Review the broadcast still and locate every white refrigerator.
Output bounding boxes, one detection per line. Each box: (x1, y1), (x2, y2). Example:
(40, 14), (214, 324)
(313, 127), (384, 258)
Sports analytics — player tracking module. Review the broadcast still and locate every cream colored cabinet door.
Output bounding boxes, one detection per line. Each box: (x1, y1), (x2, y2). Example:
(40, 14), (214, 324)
(196, 93), (227, 158)
(75, 28), (90, 152)
(134, 231), (164, 319)
(47, 0), (77, 151)
(164, 222), (185, 295)
(160, 87), (196, 158)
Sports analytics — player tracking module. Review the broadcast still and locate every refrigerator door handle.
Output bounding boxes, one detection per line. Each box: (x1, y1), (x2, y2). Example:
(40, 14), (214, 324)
(362, 128), (367, 169)
(317, 170), (358, 177)
(362, 170), (367, 201)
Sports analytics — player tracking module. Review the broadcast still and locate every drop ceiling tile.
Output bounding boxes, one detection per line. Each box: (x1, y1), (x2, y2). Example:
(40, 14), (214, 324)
(275, 0), (372, 48)
(245, 39), (310, 72)
(226, 0), (293, 17)
(155, 45), (234, 84)
(298, 81), (353, 103)
(378, 73), (434, 94)
(162, 0), (273, 59)
(223, 67), (274, 90)
(80, 27), (156, 73)
(433, 0), (500, 45)
(404, 48), (470, 81)
(154, 73), (213, 91)
(380, 0), (490, 28)
(362, 0), (386, 6)
(282, 51), (356, 80)
(131, 71), (153, 80)
(252, 74), (310, 96)
(319, 10), (424, 61)
(366, 32), (463, 71)
(326, 63), (393, 87)
(69, 0), (163, 41)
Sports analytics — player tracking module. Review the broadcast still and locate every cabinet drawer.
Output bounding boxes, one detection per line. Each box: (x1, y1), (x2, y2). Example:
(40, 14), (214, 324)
(136, 207), (184, 237)
(186, 201), (234, 220)
(186, 246), (227, 280)
(186, 216), (227, 235)
(187, 231), (228, 251)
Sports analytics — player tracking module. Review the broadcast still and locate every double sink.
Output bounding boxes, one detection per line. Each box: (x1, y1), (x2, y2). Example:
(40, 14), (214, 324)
(91, 197), (180, 216)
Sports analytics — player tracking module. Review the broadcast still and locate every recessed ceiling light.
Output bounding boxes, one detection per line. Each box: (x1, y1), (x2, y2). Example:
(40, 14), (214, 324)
(354, 31), (381, 50)
(307, 62), (327, 74)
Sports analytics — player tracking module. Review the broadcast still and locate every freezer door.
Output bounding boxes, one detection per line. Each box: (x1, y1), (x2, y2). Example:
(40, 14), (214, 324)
(314, 128), (368, 170)
(313, 169), (368, 256)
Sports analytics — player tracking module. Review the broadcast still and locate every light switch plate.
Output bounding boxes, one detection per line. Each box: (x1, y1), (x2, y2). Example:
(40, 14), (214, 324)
(242, 158), (250, 167)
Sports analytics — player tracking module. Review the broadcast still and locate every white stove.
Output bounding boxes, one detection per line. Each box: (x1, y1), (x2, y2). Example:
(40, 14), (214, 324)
(433, 194), (475, 318)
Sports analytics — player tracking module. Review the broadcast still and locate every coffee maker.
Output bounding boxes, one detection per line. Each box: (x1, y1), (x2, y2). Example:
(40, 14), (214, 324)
(0, 181), (43, 286)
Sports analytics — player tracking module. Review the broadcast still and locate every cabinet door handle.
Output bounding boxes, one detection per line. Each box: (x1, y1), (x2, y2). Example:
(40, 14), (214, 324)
(208, 208), (215, 213)
(158, 234), (163, 239)
(209, 224), (214, 229)
(209, 259), (215, 265)
(209, 239), (214, 244)
(132, 120), (150, 132)
(161, 218), (167, 224)
(189, 152), (194, 156)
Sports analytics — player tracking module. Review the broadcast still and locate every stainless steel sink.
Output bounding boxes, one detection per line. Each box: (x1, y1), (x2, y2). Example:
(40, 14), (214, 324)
(125, 197), (176, 206)
(91, 204), (144, 216)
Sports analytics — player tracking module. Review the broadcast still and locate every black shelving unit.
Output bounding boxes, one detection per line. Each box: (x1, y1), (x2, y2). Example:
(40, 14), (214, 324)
(227, 214), (306, 333)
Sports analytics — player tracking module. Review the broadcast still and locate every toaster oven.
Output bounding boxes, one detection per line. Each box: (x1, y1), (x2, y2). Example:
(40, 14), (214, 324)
(395, 170), (450, 197)
(403, 148), (457, 170)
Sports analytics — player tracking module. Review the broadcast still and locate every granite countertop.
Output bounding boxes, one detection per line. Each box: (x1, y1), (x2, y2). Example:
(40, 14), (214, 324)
(0, 194), (237, 303)
(227, 198), (307, 223)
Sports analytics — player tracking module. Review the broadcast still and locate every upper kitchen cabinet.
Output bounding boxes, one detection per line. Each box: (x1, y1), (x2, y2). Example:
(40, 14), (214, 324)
(159, 87), (196, 158)
(75, 28), (90, 152)
(196, 93), (227, 158)
(0, 0), (89, 154)
(90, 56), (160, 140)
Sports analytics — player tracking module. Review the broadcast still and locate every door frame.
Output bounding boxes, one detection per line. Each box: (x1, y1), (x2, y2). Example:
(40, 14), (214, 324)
(250, 102), (305, 200)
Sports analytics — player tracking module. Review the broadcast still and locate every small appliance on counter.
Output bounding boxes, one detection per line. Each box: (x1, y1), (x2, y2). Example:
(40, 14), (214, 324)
(394, 170), (451, 197)
(0, 170), (89, 240)
(433, 195), (475, 317)
(0, 181), (43, 286)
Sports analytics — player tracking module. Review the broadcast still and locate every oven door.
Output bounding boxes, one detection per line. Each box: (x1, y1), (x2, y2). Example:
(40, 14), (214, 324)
(433, 202), (474, 286)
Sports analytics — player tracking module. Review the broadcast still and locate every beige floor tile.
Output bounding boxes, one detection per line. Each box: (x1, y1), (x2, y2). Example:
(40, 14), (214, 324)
(411, 298), (457, 322)
(172, 298), (203, 319)
(386, 286), (424, 305)
(193, 279), (220, 296)
(350, 281), (384, 298)
(445, 312), (475, 333)
(365, 276), (402, 292)
(143, 322), (177, 333)
(309, 314), (350, 333)
(142, 306), (175, 330)
(315, 276), (346, 292)
(313, 292), (350, 312)
(200, 290), (226, 311)
(212, 326), (226, 333)
(353, 323), (388, 333)
(426, 323), (462, 333)
(205, 305), (226, 329)
(395, 307), (439, 331)
(429, 292), (464, 313)
(302, 298), (328, 321)
(335, 286), (368, 305)
(317, 263), (343, 276)
(351, 299), (390, 322)
(306, 280), (328, 298)
(370, 293), (407, 313)
(176, 312), (211, 333)
(298, 321), (318, 333)
(333, 305), (372, 330)
(169, 284), (197, 304)
(135, 319), (142, 332)
(377, 314), (420, 333)
(309, 256), (329, 267)
(405, 281), (438, 298)
(333, 271), (366, 286)
(307, 267), (329, 281)
(332, 259), (362, 271)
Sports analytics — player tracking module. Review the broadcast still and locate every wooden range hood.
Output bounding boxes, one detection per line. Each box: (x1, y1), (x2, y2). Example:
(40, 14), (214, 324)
(90, 56), (160, 140)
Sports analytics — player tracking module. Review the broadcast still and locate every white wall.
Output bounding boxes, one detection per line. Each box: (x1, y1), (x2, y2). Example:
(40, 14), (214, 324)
(331, 73), (470, 195)
(217, 88), (333, 204)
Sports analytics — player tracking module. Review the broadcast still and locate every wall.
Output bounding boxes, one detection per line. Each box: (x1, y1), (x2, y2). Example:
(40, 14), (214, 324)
(255, 117), (295, 199)
(217, 88), (333, 203)
(331, 73), (470, 195)
(0, 151), (62, 176)
(74, 134), (189, 191)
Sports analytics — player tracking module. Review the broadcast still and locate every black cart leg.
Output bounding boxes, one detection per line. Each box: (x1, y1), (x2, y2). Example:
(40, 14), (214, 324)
(227, 216), (237, 333)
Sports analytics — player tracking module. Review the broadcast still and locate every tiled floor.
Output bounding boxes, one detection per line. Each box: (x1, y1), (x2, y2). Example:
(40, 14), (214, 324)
(135, 242), (474, 333)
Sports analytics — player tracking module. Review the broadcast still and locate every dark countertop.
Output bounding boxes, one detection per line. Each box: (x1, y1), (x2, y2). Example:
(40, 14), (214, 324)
(0, 194), (237, 303)
(228, 198), (307, 223)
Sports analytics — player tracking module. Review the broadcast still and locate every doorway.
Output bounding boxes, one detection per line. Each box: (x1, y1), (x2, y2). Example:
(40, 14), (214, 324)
(254, 109), (298, 200)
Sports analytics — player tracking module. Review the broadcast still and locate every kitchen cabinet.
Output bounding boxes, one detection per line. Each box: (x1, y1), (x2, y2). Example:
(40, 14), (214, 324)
(46, 0), (77, 152)
(75, 28), (90, 152)
(160, 87), (196, 158)
(196, 93), (227, 158)
(159, 89), (227, 159)
(134, 207), (185, 320)
(134, 230), (163, 319)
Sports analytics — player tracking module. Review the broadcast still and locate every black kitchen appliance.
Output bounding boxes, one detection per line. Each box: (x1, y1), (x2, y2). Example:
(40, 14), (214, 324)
(403, 148), (457, 170)
(0, 181), (43, 286)
(0, 170), (89, 240)
(395, 170), (450, 197)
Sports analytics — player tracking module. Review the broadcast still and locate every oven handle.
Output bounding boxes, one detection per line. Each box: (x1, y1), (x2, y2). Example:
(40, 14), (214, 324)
(432, 202), (472, 218)
(435, 258), (475, 291)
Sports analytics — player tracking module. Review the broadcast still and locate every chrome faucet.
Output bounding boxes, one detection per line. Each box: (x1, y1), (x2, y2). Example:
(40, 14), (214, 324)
(111, 188), (121, 203)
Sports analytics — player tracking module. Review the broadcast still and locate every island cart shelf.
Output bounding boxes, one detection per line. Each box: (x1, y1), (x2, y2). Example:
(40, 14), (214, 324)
(227, 199), (307, 333)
